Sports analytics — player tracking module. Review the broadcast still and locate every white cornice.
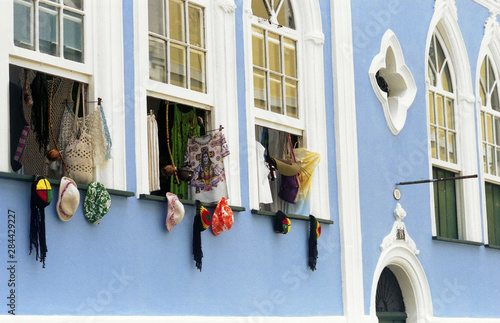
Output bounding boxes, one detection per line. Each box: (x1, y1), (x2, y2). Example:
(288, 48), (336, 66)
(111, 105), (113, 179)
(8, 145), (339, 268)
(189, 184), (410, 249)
(435, 0), (458, 21)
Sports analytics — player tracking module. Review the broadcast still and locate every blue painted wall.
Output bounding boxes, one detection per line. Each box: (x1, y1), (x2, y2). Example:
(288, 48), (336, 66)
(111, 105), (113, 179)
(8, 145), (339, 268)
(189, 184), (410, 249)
(351, 0), (500, 317)
(0, 0), (342, 317)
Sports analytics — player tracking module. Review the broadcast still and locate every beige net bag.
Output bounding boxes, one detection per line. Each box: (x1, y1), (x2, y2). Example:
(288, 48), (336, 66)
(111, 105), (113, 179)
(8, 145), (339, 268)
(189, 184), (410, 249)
(64, 84), (94, 184)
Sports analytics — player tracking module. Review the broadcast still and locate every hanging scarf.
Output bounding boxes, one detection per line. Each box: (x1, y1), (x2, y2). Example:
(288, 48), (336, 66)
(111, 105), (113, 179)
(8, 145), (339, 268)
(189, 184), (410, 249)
(30, 175), (52, 268)
(193, 200), (211, 271)
(30, 74), (50, 150)
(308, 215), (321, 271)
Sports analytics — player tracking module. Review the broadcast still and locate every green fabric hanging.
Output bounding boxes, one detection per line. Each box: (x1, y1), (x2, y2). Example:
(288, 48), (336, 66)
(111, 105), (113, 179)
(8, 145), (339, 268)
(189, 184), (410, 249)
(170, 104), (200, 199)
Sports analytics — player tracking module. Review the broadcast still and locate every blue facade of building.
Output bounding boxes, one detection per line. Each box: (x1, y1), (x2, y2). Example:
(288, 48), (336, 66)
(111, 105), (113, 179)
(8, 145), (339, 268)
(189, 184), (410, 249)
(1, 0), (500, 322)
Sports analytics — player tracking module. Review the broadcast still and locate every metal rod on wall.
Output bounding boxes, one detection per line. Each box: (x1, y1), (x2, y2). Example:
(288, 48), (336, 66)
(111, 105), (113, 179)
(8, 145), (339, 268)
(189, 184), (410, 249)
(396, 174), (478, 186)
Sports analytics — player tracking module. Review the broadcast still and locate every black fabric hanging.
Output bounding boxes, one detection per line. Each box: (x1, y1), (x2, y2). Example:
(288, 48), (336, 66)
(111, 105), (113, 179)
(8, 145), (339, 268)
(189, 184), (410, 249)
(30, 73), (50, 150)
(308, 215), (320, 271)
(9, 81), (27, 171)
(29, 175), (52, 268)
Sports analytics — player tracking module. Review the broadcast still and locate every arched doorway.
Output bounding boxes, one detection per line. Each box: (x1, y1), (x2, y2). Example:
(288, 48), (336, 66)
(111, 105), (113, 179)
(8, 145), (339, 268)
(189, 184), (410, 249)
(376, 267), (407, 323)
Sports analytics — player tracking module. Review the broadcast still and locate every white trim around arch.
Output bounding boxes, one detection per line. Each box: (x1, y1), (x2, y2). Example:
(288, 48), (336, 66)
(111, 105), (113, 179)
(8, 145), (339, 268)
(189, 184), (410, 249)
(369, 243), (433, 323)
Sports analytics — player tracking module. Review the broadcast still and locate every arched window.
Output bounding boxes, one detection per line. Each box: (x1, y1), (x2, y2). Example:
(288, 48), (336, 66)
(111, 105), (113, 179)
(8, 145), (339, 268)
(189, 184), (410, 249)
(245, 0), (330, 218)
(427, 31), (460, 240)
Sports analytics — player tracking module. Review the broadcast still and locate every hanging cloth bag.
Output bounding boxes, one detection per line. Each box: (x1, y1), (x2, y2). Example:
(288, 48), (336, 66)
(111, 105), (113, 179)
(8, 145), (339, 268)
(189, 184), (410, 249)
(64, 84), (94, 184)
(278, 134), (301, 204)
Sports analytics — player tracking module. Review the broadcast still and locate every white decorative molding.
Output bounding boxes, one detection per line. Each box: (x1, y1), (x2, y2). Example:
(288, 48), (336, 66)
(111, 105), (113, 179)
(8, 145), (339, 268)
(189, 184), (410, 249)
(458, 93), (476, 104)
(217, 0), (236, 13)
(305, 32), (325, 45)
(380, 203), (419, 255)
(434, 0), (458, 21)
(369, 30), (417, 136)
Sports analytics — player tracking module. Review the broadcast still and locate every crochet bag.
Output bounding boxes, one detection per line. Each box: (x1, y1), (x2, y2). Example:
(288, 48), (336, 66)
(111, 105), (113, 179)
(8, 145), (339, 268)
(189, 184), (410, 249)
(64, 85), (93, 184)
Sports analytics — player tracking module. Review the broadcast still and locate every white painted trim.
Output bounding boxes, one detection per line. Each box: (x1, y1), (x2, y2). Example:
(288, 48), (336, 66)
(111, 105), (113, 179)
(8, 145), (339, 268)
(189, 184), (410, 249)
(369, 243), (433, 323)
(425, 0), (482, 242)
(330, 0), (364, 322)
(368, 29), (417, 136)
(0, 316), (348, 323)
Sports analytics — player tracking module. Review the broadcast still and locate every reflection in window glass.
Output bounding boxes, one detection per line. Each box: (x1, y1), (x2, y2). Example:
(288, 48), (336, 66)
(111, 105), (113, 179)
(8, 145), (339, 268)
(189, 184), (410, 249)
(149, 36), (167, 82)
(63, 10), (83, 62)
(253, 68), (267, 110)
(270, 73), (283, 114)
(170, 43), (187, 88)
(148, 0), (206, 93)
(39, 4), (59, 56)
(14, 1), (34, 50)
(64, 0), (82, 10)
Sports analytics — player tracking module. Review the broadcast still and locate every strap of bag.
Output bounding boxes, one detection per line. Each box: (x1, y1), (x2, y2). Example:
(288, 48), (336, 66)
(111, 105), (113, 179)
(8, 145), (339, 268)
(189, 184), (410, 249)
(72, 83), (81, 135)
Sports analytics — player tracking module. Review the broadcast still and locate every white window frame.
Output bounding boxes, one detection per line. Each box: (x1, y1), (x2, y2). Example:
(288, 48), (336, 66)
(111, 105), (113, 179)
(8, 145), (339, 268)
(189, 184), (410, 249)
(14, 0), (85, 63)
(425, 0), (481, 242)
(476, 14), (500, 245)
(243, 0), (330, 219)
(134, 0), (241, 203)
(0, 0), (127, 191)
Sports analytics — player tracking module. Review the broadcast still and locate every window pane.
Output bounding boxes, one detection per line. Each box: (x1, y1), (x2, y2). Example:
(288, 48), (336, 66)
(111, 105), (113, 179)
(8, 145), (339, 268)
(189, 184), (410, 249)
(429, 36), (436, 69)
(481, 58), (487, 92)
(268, 32), (281, 73)
(492, 84), (500, 112)
(438, 128), (446, 162)
(276, 0), (295, 29)
(484, 143), (487, 173)
(251, 0), (269, 20)
(63, 10), (83, 62)
(188, 4), (204, 48)
(489, 58), (496, 90)
(496, 117), (500, 145)
(428, 91), (435, 124)
(14, 1), (34, 50)
(64, 0), (82, 10)
(428, 63), (436, 86)
(436, 94), (444, 127)
(284, 38), (296, 78)
(149, 0), (165, 35)
(190, 49), (205, 93)
(497, 148), (500, 176)
(39, 4), (59, 56)
(488, 113), (494, 144)
(285, 78), (297, 118)
(149, 36), (166, 82)
(480, 81), (487, 107)
(436, 36), (445, 72)
(169, 0), (185, 42)
(430, 126), (437, 159)
(482, 112), (486, 141)
(448, 132), (455, 164)
(253, 68), (267, 110)
(270, 73), (282, 114)
(170, 43), (187, 88)
(446, 98), (454, 130)
(252, 27), (265, 68)
(490, 145), (496, 175)
(442, 63), (453, 92)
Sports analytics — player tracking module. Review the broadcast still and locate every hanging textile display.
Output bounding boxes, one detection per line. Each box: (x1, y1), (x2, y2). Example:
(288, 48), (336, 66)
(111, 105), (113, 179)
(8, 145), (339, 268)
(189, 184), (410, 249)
(64, 84), (94, 185)
(10, 80), (29, 172)
(211, 197), (234, 236)
(193, 200), (211, 271)
(56, 176), (80, 222)
(84, 182), (111, 225)
(255, 141), (273, 204)
(30, 175), (52, 268)
(308, 215), (321, 271)
(184, 131), (230, 202)
(23, 70), (73, 178)
(293, 148), (321, 200)
(273, 210), (291, 234)
(166, 192), (185, 232)
(147, 111), (161, 192)
(171, 104), (200, 199)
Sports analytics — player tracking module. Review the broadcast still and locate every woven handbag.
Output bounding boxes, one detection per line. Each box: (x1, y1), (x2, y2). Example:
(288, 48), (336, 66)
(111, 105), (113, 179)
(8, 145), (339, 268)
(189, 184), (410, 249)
(64, 84), (93, 185)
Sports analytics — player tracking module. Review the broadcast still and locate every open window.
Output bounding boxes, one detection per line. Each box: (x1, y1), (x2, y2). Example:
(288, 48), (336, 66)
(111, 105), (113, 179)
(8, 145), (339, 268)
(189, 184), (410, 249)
(245, 0), (329, 218)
